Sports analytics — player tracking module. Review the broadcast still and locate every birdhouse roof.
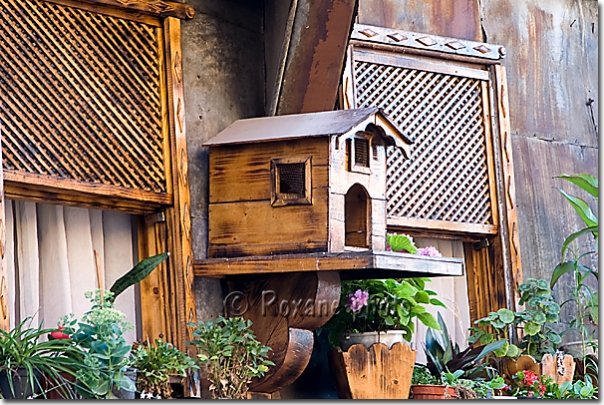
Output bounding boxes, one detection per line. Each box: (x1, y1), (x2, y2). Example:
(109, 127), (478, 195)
(203, 107), (412, 151)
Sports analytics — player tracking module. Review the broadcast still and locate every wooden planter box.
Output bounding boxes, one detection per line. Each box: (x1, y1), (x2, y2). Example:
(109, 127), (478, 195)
(328, 342), (416, 399)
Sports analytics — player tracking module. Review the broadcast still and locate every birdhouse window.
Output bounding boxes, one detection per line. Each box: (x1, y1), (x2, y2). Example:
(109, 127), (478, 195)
(348, 134), (372, 174)
(271, 156), (312, 207)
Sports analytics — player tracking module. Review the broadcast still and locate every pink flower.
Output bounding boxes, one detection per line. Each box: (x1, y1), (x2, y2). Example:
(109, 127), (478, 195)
(346, 289), (369, 312)
(417, 246), (442, 257)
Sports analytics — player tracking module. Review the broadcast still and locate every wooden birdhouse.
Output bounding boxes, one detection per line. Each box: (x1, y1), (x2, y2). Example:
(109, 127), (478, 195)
(203, 107), (411, 258)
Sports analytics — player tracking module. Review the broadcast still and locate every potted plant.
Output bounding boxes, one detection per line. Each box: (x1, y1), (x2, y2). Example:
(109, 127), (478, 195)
(187, 316), (274, 399)
(131, 336), (198, 399)
(0, 317), (82, 399)
(409, 364), (457, 399)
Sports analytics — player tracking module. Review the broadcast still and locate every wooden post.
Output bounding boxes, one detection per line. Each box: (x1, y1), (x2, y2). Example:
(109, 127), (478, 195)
(163, 17), (198, 396)
(0, 129), (9, 331)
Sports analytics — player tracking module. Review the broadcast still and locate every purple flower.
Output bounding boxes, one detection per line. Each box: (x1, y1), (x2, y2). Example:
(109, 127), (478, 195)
(346, 289), (369, 312)
(417, 246), (442, 257)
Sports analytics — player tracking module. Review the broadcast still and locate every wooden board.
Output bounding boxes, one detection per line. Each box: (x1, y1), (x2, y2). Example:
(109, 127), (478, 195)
(328, 342), (416, 399)
(0, 134), (9, 330)
(195, 250), (465, 278)
(208, 194), (329, 257)
(209, 138), (329, 204)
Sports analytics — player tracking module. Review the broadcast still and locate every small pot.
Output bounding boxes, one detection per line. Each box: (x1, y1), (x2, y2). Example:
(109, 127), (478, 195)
(111, 367), (137, 399)
(339, 330), (408, 351)
(0, 368), (43, 399)
(410, 384), (457, 400)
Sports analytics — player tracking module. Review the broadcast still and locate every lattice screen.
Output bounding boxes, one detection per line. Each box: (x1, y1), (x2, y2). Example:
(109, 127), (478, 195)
(0, 0), (166, 193)
(353, 58), (494, 227)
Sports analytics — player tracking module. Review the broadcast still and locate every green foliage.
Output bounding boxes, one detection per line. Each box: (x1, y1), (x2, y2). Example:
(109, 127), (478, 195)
(187, 317), (274, 399)
(411, 364), (439, 385)
(0, 317), (83, 399)
(424, 312), (505, 380)
(67, 289), (135, 399)
(109, 252), (169, 302)
(455, 375), (507, 399)
(469, 278), (561, 359)
(324, 278), (445, 347)
(441, 369), (464, 387)
(131, 338), (198, 399)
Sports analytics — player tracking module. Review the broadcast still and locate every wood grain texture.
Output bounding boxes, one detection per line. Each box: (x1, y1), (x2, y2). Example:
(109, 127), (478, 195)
(41, 0), (195, 19)
(208, 195), (329, 257)
(329, 342), (416, 399)
(195, 250), (464, 278)
(163, 17), (198, 396)
(493, 65), (523, 308)
(209, 138), (329, 204)
(541, 353), (575, 385)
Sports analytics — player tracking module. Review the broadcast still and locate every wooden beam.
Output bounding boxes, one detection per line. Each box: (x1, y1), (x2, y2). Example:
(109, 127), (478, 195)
(41, 0), (195, 20)
(4, 171), (170, 214)
(0, 133), (9, 331)
(492, 65), (523, 309)
(194, 250), (464, 278)
(275, 0), (358, 115)
(387, 216), (498, 236)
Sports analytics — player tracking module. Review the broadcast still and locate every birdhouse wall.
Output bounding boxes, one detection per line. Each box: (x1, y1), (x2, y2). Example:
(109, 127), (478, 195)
(208, 138), (330, 258)
(328, 135), (387, 252)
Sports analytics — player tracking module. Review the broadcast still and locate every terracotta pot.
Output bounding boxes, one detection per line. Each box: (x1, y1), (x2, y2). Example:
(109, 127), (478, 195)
(410, 384), (457, 399)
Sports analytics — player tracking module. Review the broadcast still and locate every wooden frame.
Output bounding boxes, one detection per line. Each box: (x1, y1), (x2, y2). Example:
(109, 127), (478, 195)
(347, 132), (373, 175)
(270, 156), (313, 207)
(341, 24), (523, 321)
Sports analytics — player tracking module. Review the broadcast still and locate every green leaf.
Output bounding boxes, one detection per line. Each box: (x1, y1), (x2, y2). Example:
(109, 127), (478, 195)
(416, 290), (430, 304)
(395, 281), (418, 299)
(556, 173), (598, 199)
(524, 321), (540, 336)
(387, 234), (418, 254)
(109, 252), (170, 300)
(561, 227), (599, 260)
(506, 344), (520, 357)
(497, 308), (515, 323)
(546, 331), (562, 344)
(429, 298), (447, 308)
(558, 188), (598, 230)
(551, 261), (576, 288)
(479, 332), (494, 345)
(416, 312), (440, 330)
(531, 312), (547, 324)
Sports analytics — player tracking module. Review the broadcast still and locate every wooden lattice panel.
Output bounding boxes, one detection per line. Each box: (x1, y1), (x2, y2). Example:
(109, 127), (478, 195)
(353, 60), (494, 226)
(0, 0), (166, 193)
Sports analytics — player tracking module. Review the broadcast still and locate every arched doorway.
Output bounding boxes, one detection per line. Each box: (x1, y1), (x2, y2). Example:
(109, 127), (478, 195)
(345, 184), (371, 248)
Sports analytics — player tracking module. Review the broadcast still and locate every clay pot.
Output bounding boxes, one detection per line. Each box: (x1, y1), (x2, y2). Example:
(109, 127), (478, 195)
(410, 384), (457, 399)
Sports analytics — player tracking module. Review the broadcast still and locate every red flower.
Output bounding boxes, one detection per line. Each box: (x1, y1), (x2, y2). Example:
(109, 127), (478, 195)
(49, 325), (70, 340)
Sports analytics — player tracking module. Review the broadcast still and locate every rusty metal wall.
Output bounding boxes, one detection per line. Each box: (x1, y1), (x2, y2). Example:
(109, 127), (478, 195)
(357, 0), (598, 338)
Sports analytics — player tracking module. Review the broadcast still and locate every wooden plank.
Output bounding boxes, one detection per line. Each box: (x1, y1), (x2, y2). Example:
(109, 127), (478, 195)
(0, 133), (9, 331)
(137, 214), (174, 345)
(194, 250), (464, 278)
(36, 0), (162, 26)
(387, 216), (498, 236)
(40, 0), (195, 20)
(492, 65), (523, 307)
(481, 80), (500, 228)
(208, 194), (329, 256)
(163, 18), (198, 398)
(353, 49), (490, 81)
(209, 139), (329, 203)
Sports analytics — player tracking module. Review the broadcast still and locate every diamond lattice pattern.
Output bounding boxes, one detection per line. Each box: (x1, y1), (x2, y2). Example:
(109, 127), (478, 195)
(0, 0), (166, 193)
(354, 60), (493, 225)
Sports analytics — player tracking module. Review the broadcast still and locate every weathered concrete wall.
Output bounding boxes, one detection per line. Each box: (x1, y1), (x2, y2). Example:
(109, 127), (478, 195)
(356, 0), (598, 337)
(181, 0), (265, 321)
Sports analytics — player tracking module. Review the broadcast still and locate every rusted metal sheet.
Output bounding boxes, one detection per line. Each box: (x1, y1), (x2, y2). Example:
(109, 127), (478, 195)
(275, 0), (357, 115)
(481, 0), (598, 147)
(357, 0), (482, 41)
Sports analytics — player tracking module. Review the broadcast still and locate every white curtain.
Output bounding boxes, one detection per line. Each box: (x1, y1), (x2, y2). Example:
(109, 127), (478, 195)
(5, 199), (137, 343)
(410, 238), (471, 364)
